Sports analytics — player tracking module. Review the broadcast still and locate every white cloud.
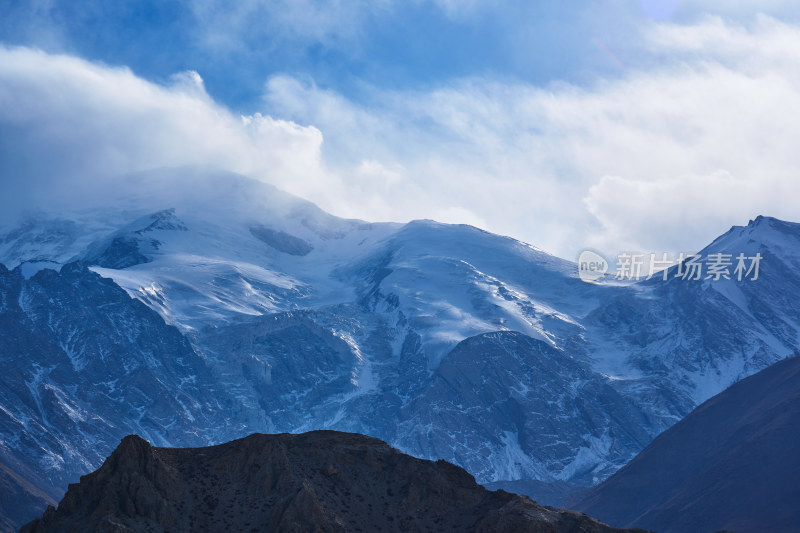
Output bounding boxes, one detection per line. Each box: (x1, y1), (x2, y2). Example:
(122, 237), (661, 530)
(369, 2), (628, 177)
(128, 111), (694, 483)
(186, 0), (393, 53)
(2, 15), (800, 259)
(648, 15), (800, 74)
(261, 15), (800, 257)
(584, 172), (779, 253)
(0, 45), (334, 220)
(675, 0), (800, 20)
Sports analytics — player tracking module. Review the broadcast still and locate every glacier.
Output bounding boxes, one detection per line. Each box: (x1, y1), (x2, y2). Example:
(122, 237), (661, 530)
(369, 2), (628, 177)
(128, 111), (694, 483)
(1, 168), (798, 527)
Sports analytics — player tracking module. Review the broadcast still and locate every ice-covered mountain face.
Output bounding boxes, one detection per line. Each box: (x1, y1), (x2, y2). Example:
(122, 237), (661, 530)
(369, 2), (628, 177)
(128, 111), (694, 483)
(584, 216), (800, 434)
(1, 167), (798, 526)
(2, 168), (400, 331)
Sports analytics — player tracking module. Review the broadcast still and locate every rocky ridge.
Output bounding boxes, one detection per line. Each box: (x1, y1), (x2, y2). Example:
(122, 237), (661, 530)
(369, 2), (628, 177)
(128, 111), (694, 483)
(22, 431), (646, 533)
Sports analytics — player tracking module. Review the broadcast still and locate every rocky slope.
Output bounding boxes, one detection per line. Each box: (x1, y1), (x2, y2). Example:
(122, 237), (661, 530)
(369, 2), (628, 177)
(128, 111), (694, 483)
(21, 431), (645, 533)
(0, 261), (241, 529)
(569, 355), (800, 533)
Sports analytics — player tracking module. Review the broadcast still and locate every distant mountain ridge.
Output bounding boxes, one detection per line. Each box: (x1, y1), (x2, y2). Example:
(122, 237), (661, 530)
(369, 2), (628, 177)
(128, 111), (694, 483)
(21, 431), (644, 533)
(1, 167), (799, 527)
(569, 355), (800, 533)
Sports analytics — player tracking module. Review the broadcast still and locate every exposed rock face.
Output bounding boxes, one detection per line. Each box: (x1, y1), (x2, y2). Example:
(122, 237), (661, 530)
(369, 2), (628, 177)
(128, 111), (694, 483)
(249, 225), (314, 256)
(393, 331), (652, 484)
(569, 356), (800, 533)
(0, 262), (238, 529)
(22, 431), (643, 533)
(85, 209), (188, 269)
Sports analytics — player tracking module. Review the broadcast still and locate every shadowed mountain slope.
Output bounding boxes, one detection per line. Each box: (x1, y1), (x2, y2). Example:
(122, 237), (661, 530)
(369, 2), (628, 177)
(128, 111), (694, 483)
(570, 355), (800, 533)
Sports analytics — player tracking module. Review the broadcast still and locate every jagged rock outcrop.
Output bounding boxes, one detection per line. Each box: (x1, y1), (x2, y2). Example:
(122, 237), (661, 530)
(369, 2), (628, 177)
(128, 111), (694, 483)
(22, 431), (644, 533)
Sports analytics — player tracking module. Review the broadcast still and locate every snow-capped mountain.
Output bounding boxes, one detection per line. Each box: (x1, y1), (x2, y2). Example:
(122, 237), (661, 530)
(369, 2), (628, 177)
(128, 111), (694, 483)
(1, 167), (798, 527)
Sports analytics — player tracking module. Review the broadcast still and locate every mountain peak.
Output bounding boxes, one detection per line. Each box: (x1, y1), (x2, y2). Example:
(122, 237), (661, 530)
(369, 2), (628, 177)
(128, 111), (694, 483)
(701, 215), (800, 256)
(114, 434), (151, 457)
(133, 208), (188, 234)
(746, 215), (800, 233)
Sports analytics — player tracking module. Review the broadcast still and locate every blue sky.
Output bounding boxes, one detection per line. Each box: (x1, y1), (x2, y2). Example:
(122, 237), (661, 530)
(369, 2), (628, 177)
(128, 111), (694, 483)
(0, 0), (645, 110)
(1, 1), (800, 259)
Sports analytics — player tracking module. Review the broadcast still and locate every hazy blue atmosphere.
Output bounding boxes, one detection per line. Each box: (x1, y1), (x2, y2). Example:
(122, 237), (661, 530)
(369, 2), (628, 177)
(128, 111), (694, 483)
(1, 0), (799, 259)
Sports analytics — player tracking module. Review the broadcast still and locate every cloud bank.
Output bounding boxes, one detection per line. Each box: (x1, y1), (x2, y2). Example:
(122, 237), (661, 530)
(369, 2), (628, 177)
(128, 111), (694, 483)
(263, 15), (800, 255)
(0, 45), (331, 219)
(1, 15), (800, 259)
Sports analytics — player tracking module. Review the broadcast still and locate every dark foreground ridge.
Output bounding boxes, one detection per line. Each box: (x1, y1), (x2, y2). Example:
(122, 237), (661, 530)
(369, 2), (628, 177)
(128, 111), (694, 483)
(21, 430), (643, 533)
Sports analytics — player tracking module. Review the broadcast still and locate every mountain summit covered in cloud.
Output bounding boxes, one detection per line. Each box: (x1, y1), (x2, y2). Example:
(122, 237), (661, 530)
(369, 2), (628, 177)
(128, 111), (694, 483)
(1, 167), (797, 528)
(4, 7), (800, 259)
